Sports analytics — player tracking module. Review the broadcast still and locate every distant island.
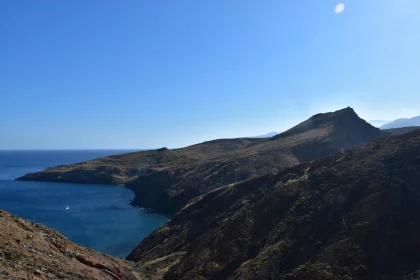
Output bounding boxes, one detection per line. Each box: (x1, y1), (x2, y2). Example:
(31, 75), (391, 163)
(248, 131), (279, 138)
(380, 115), (420, 129)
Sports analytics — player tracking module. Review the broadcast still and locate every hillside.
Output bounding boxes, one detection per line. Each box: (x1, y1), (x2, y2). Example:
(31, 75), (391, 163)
(383, 126), (420, 136)
(17, 138), (266, 185)
(17, 107), (389, 215)
(380, 116), (420, 129)
(127, 130), (420, 280)
(0, 209), (139, 280)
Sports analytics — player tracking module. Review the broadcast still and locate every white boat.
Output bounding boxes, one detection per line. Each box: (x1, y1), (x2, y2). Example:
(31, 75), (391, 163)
(65, 201), (70, 210)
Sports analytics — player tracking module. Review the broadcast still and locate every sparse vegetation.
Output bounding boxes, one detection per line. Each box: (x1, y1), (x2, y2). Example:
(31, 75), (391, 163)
(128, 130), (420, 280)
(0, 209), (138, 279)
(18, 108), (388, 216)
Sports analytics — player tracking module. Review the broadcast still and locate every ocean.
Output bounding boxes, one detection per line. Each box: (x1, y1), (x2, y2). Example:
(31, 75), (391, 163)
(0, 150), (168, 259)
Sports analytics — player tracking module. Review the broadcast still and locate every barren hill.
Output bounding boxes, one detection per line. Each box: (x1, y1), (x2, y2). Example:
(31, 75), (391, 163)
(18, 107), (388, 215)
(127, 130), (420, 280)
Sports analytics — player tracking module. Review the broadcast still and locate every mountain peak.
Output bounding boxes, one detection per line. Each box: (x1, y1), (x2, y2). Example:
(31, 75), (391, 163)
(308, 106), (357, 121)
(273, 107), (366, 140)
(271, 108), (389, 161)
(337, 106), (356, 114)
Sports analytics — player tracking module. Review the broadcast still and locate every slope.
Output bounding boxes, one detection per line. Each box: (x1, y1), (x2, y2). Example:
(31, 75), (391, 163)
(383, 126), (420, 136)
(127, 130), (420, 280)
(0, 209), (139, 280)
(17, 107), (389, 215)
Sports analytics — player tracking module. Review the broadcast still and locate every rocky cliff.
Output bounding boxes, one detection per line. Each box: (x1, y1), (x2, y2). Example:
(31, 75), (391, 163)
(127, 130), (420, 280)
(17, 108), (389, 215)
(0, 209), (140, 280)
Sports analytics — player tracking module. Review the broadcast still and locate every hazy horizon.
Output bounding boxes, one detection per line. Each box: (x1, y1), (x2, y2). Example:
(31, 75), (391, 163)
(2, 1), (420, 149)
(1, 109), (419, 150)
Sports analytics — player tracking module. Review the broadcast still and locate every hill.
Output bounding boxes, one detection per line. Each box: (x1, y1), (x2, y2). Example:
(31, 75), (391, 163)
(0, 209), (139, 280)
(127, 130), (420, 280)
(380, 116), (420, 129)
(17, 107), (389, 215)
(383, 126), (420, 136)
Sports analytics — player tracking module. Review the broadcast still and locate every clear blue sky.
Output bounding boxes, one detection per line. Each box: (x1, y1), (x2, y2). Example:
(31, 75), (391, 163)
(1, 0), (419, 149)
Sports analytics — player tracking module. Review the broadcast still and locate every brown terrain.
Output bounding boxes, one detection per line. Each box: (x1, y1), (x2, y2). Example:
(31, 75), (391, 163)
(6, 107), (420, 279)
(17, 107), (389, 215)
(0, 209), (140, 280)
(383, 126), (420, 136)
(127, 130), (420, 280)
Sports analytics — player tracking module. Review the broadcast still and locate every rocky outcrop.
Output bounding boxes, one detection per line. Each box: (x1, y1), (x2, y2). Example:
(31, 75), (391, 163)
(17, 108), (390, 216)
(0, 209), (140, 280)
(127, 130), (420, 280)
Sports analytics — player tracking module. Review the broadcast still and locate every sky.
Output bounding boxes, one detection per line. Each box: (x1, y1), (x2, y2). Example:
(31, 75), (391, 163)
(1, 0), (420, 149)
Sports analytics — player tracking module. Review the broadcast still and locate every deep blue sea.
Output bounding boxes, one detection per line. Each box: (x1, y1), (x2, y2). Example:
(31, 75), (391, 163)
(0, 150), (168, 258)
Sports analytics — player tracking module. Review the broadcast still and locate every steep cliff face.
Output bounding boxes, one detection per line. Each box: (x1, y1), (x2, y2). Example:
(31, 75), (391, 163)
(127, 130), (420, 280)
(0, 209), (140, 280)
(18, 108), (390, 215)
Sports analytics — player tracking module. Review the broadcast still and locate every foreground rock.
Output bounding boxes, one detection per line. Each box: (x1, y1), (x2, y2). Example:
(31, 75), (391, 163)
(18, 107), (389, 215)
(0, 209), (140, 280)
(127, 130), (420, 280)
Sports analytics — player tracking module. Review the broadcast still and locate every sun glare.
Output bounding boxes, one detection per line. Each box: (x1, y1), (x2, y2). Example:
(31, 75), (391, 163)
(335, 3), (345, 14)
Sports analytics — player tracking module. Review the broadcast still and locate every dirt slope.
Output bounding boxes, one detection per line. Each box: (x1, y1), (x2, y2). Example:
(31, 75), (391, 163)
(18, 108), (389, 215)
(0, 209), (140, 280)
(127, 130), (420, 280)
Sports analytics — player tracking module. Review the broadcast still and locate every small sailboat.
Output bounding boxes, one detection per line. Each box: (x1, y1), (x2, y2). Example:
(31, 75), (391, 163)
(65, 201), (70, 210)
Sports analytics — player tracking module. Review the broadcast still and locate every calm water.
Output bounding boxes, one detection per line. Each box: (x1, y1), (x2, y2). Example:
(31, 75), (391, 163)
(0, 150), (168, 258)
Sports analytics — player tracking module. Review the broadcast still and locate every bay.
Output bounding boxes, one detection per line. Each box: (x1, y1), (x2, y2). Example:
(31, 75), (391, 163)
(0, 150), (168, 258)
